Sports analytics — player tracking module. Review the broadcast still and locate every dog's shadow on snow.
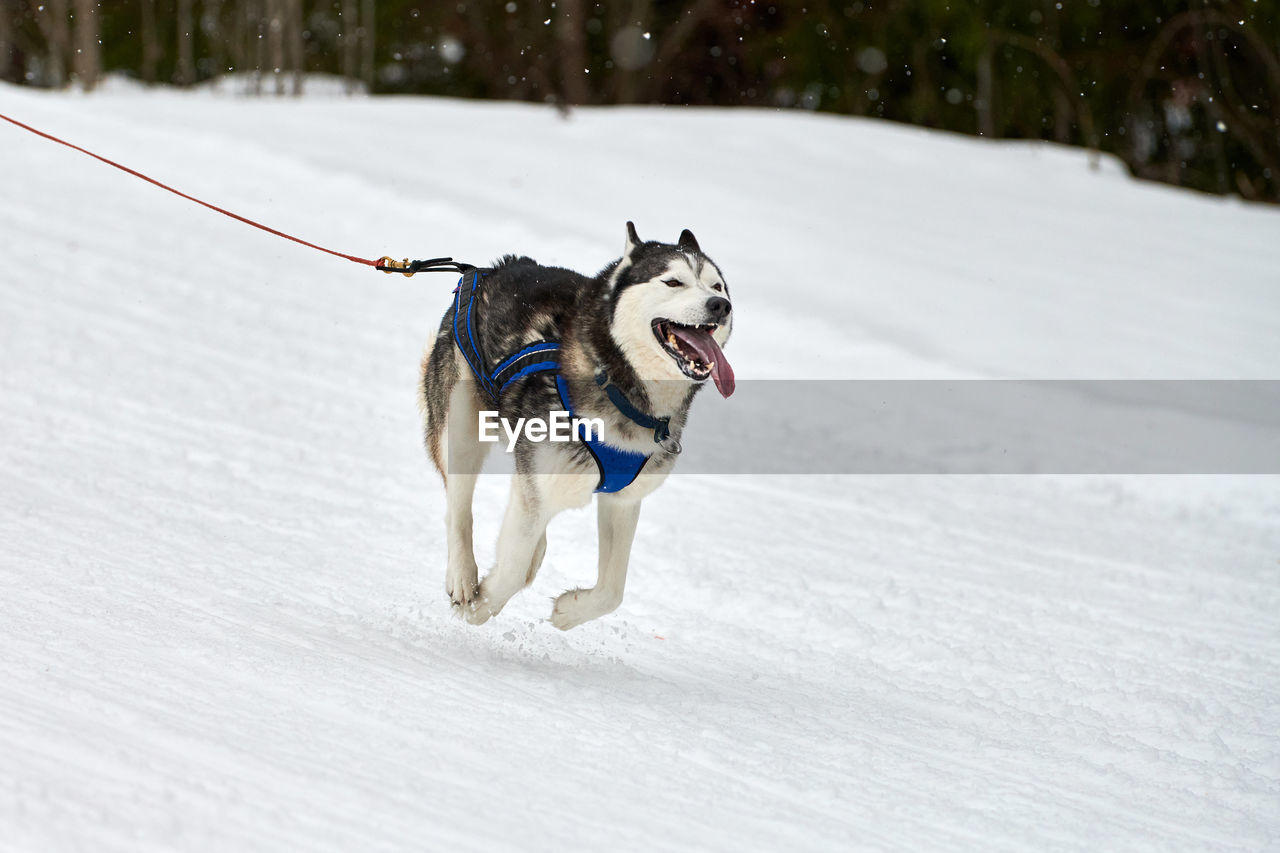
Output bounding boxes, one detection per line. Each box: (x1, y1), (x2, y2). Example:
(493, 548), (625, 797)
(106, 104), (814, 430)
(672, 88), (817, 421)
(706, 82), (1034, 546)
(384, 601), (726, 704)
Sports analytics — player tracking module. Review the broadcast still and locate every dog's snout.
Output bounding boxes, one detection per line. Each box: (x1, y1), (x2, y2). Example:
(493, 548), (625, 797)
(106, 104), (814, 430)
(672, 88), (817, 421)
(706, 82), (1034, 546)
(706, 296), (731, 322)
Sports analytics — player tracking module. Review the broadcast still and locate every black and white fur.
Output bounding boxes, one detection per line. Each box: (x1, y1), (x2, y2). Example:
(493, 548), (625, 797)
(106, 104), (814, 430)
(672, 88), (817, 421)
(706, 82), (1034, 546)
(419, 223), (732, 629)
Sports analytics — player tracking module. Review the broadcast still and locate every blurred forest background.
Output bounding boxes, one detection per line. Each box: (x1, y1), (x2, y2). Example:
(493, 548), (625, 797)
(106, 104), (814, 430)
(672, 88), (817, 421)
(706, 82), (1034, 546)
(1, 1), (1277, 201)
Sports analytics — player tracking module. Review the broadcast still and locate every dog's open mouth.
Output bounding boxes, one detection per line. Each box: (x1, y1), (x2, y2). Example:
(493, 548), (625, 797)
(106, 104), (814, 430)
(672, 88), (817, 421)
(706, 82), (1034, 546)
(652, 320), (735, 397)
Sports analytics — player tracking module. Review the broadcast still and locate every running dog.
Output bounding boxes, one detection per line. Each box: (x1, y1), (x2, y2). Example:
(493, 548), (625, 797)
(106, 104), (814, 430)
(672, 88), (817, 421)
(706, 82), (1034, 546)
(420, 223), (733, 629)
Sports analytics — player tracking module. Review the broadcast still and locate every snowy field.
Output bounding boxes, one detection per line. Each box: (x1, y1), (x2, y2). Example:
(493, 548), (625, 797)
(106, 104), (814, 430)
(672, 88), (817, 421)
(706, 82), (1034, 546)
(2, 81), (1279, 850)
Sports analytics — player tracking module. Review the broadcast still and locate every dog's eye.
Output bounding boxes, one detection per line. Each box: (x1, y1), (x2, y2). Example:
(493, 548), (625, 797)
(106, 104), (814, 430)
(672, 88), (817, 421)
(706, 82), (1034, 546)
(663, 278), (684, 288)
(711, 283), (724, 292)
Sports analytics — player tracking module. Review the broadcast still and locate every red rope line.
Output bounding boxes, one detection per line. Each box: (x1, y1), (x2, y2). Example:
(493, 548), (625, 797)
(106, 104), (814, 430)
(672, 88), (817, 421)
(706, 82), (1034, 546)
(1, 110), (382, 268)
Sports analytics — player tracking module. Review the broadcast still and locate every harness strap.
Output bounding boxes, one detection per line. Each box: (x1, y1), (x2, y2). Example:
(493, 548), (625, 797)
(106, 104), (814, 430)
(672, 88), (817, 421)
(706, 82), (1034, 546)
(453, 270), (496, 399)
(556, 375), (650, 493)
(449, 271), (659, 492)
(594, 369), (681, 454)
(493, 342), (562, 395)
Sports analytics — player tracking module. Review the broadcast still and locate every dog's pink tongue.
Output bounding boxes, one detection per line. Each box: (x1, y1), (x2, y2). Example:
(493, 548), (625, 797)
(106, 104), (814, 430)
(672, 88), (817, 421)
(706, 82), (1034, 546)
(673, 328), (736, 398)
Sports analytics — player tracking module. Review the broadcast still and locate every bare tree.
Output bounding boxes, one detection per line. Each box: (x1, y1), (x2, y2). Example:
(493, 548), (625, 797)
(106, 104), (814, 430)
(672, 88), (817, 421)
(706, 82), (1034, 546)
(34, 0), (71, 87)
(250, 0), (265, 94)
(1127, 9), (1280, 200)
(650, 0), (718, 74)
(266, 0), (283, 93)
(0, 1), (13, 82)
(70, 0), (100, 90)
(518, 0), (554, 101)
(611, 0), (653, 104)
(341, 0), (357, 92)
(229, 0), (261, 90)
(140, 0), (161, 83)
(556, 0), (589, 104)
(257, 0), (303, 95)
(978, 30), (1099, 161)
(976, 38), (994, 137)
(175, 0), (196, 85)
(361, 0), (374, 90)
(204, 0), (226, 80)
(288, 0), (303, 95)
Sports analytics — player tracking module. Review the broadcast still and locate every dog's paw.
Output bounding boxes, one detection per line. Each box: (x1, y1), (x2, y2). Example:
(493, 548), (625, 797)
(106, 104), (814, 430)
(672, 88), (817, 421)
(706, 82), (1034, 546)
(457, 581), (501, 626)
(550, 588), (608, 631)
(446, 565), (479, 608)
(450, 595), (490, 626)
(448, 582), (478, 610)
(462, 600), (495, 625)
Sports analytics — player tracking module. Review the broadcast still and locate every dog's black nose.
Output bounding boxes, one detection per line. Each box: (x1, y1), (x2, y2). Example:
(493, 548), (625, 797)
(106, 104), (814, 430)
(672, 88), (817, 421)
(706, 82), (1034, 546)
(706, 296), (732, 322)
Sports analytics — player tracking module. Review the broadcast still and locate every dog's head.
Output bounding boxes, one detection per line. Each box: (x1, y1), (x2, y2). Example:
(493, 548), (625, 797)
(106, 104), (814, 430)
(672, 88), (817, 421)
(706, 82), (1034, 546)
(606, 222), (735, 397)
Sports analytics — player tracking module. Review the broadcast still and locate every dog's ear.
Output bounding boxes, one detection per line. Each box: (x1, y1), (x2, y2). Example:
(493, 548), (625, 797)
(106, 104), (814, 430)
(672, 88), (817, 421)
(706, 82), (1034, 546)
(678, 228), (701, 253)
(624, 221), (642, 257)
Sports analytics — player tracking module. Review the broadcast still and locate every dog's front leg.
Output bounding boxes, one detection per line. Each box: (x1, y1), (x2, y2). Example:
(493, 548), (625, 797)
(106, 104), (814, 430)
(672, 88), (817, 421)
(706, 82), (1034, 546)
(464, 477), (549, 625)
(551, 496), (641, 630)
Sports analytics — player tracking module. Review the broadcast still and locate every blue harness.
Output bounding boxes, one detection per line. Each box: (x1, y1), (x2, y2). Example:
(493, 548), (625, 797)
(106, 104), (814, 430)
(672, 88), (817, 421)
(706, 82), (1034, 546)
(453, 270), (660, 494)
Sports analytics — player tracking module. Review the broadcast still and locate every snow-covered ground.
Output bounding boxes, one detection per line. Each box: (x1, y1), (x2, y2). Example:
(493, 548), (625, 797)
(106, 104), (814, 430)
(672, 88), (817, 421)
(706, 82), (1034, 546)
(2, 82), (1278, 851)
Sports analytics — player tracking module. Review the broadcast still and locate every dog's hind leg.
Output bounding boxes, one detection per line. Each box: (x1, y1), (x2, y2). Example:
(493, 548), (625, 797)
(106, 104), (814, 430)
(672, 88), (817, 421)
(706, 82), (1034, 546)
(440, 376), (489, 609)
(465, 475), (550, 625)
(550, 496), (641, 630)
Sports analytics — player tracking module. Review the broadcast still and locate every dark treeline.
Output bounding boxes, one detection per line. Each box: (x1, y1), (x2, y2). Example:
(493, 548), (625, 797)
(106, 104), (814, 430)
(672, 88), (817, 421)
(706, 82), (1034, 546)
(2, 1), (1277, 201)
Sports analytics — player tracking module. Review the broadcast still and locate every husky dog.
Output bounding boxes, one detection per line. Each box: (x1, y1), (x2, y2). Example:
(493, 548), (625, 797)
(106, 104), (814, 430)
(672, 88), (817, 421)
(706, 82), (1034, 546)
(419, 223), (734, 629)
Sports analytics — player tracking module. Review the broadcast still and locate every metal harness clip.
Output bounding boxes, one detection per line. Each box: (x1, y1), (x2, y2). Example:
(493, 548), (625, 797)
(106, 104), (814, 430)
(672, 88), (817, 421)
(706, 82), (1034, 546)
(377, 256), (415, 277)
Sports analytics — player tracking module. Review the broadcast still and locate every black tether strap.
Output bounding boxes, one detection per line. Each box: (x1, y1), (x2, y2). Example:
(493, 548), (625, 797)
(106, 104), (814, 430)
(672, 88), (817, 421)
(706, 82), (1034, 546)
(377, 256), (477, 276)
